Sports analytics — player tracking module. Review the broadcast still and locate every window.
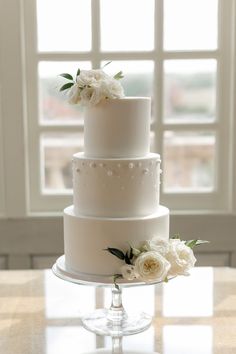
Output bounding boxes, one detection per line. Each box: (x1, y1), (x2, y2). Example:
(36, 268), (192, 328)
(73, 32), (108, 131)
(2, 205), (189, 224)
(23, 0), (234, 213)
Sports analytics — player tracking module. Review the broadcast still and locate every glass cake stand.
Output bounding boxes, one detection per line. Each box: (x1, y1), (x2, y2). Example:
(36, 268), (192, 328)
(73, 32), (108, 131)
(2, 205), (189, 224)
(52, 255), (166, 337)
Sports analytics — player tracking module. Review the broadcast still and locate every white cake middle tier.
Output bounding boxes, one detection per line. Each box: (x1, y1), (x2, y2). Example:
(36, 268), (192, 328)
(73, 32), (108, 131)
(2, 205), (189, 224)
(73, 152), (161, 218)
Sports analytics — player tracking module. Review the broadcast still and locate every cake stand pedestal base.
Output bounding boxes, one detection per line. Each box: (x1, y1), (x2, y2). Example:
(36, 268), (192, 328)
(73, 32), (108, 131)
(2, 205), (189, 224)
(82, 286), (152, 336)
(52, 256), (153, 336)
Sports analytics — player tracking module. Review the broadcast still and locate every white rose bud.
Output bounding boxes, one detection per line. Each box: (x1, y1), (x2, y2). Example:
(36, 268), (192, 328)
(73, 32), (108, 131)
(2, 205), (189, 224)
(76, 70), (96, 87)
(120, 264), (139, 281)
(132, 247), (141, 257)
(77, 69), (110, 87)
(134, 251), (171, 282)
(166, 239), (197, 276)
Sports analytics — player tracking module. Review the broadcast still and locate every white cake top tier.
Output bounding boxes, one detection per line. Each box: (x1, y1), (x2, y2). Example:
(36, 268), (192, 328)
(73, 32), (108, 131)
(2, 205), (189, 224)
(84, 97), (151, 158)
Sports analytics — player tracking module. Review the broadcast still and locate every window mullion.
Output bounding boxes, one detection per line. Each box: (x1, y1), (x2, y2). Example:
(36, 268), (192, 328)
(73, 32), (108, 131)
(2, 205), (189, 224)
(91, 0), (101, 68)
(0, 89), (5, 216)
(153, 0), (164, 154)
(163, 51), (219, 60)
(232, 0), (236, 213)
(161, 122), (219, 131)
(0, 0), (27, 217)
(215, 0), (234, 211)
(38, 125), (84, 133)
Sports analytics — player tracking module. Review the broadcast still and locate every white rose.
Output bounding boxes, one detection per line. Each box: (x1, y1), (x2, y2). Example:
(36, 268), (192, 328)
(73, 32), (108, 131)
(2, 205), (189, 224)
(68, 84), (81, 104)
(77, 69), (109, 87)
(120, 264), (139, 281)
(100, 78), (124, 99)
(134, 251), (170, 282)
(140, 237), (170, 256)
(166, 239), (196, 276)
(80, 85), (104, 107)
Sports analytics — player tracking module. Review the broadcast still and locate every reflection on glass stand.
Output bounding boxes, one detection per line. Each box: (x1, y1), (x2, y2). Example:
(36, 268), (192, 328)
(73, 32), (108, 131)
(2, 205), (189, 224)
(82, 285), (151, 336)
(52, 256), (160, 353)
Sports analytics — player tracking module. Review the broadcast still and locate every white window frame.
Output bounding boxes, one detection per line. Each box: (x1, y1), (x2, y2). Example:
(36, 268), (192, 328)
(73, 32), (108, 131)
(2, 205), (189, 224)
(0, 0), (28, 218)
(21, 0), (236, 214)
(0, 88), (5, 216)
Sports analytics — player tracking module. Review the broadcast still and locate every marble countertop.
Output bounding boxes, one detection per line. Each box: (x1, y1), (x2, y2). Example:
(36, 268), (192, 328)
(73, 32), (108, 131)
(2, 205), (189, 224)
(0, 267), (235, 354)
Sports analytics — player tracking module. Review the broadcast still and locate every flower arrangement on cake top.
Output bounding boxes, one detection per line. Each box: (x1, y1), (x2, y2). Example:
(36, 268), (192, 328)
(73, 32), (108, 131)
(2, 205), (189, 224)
(59, 64), (124, 107)
(105, 236), (208, 286)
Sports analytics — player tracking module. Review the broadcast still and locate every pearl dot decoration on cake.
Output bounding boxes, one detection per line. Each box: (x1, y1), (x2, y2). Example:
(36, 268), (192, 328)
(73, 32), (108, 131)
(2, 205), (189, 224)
(128, 162), (135, 169)
(89, 162), (96, 168)
(117, 163), (121, 168)
(143, 168), (149, 175)
(76, 168), (81, 173)
(107, 170), (113, 177)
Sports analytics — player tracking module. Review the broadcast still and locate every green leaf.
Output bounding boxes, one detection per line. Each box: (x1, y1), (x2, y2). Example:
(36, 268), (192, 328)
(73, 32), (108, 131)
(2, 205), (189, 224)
(124, 251), (132, 265)
(113, 274), (122, 290)
(59, 73), (73, 81)
(59, 82), (74, 92)
(76, 68), (81, 77)
(171, 234), (181, 239)
(114, 71), (124, 80)
(185, 239), (209, 249)
(104, 247), (125, 260)
(129, 246), (133, 260)
(102, 61), (112, 68)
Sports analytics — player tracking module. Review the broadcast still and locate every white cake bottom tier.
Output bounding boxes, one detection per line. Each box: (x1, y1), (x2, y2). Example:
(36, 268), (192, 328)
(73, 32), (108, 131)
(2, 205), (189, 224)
(73, 152), (161, 218)
(64, 205), (169, 277)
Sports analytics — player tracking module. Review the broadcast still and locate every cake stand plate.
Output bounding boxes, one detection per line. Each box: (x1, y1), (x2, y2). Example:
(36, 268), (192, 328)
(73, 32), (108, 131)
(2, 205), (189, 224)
(52, 255), (156, 336)
(53, 255), (153, 287)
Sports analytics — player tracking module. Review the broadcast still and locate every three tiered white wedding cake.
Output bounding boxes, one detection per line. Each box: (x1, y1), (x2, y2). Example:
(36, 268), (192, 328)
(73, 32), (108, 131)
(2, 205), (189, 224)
(64, 97), (169, 277)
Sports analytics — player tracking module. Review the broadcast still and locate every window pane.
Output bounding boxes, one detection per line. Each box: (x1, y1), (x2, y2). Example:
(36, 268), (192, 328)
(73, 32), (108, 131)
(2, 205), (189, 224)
(38, 61), (91, 124)
(163, 131), (216, 192)
(102, 61), (154, 97)
(41, 133), (83, 193)
(163, 326), (212, 354)
(164, 60), (217, 123)
(100, 0), (154, 51)
(37, 0), (91, 52)
(102, 60), (154, 118)
(164, 0), (218, 50)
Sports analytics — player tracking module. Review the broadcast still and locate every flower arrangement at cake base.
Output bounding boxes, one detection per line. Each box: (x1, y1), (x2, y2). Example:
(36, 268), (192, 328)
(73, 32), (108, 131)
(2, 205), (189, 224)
(104, 236), (208, 288)
(78, 236), (208, 337)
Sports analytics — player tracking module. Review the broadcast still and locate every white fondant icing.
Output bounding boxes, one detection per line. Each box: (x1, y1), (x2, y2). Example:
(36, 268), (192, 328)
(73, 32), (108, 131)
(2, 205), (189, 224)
(84, 98), (151, 158)
(64, 205), (169, 276)
(63, 96), (170, 279)
(73, 152), (161, 218)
